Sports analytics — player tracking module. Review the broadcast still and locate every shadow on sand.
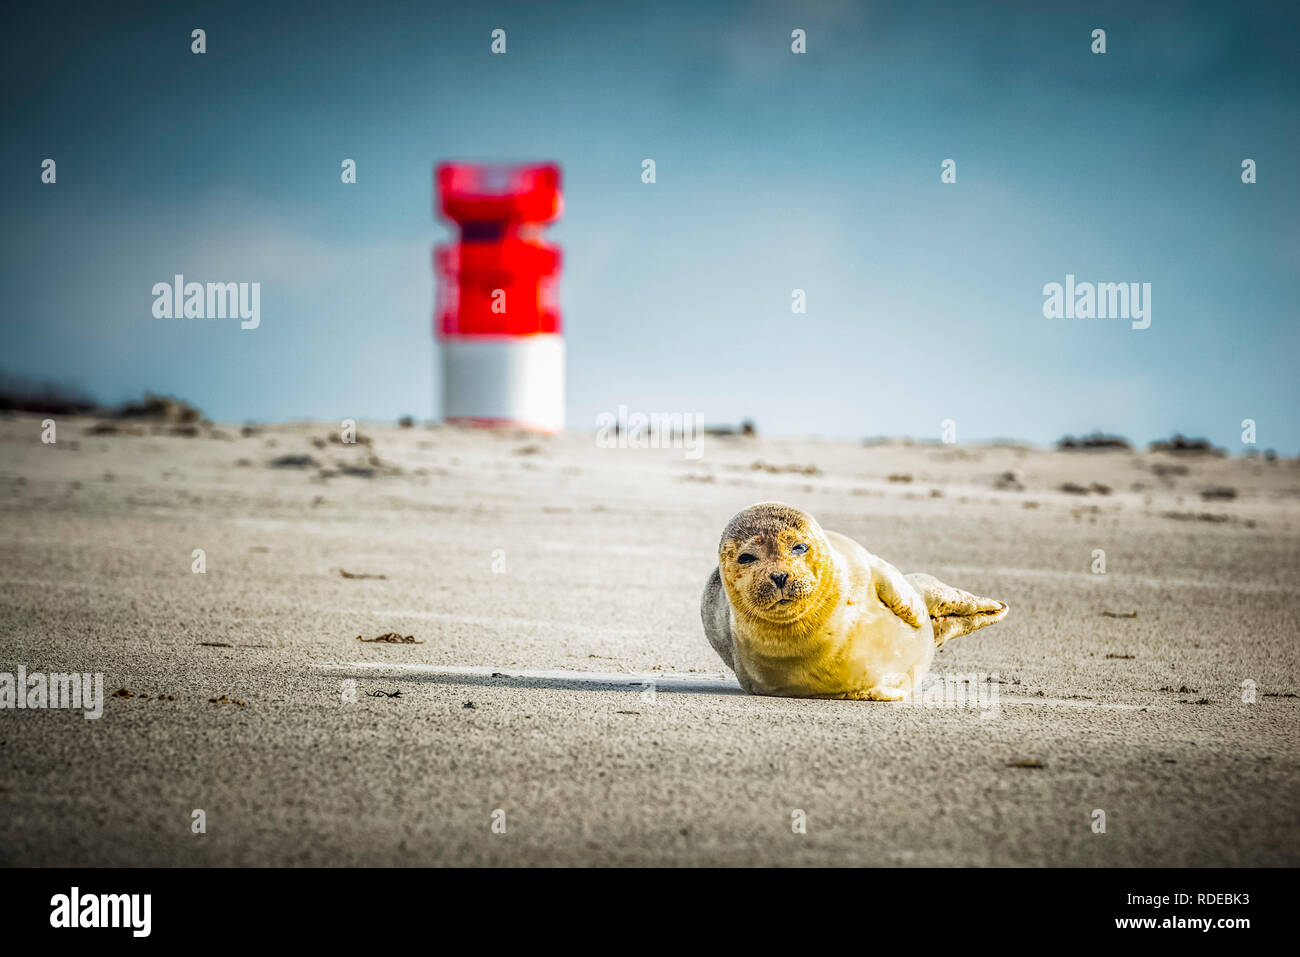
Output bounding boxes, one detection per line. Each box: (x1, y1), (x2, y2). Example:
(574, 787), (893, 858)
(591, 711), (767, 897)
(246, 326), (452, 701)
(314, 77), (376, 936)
(320, 662), (747, 697)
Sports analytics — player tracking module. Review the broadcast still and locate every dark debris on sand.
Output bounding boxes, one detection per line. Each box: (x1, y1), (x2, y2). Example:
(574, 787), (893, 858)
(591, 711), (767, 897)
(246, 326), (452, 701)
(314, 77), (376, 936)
(1057, 432), (1131, 451)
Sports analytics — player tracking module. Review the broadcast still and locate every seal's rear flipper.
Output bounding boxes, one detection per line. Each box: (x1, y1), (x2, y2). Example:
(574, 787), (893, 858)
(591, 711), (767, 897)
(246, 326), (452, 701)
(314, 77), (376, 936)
(905, 573), (1008, 647)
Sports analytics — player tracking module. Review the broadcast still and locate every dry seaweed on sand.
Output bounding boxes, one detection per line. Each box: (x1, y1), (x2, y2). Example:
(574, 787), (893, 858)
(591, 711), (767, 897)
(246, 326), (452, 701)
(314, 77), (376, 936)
(340, 569), (388, 580)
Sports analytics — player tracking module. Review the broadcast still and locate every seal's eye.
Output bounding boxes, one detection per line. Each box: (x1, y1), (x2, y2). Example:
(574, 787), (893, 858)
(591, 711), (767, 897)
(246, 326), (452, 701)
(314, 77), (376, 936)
(737, 553), (758, 565)
(791, 543), (808, 555)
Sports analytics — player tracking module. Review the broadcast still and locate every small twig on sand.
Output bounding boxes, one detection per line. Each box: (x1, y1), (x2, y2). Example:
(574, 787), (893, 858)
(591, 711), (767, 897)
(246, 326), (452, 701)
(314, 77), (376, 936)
(357, 633), (423, 644)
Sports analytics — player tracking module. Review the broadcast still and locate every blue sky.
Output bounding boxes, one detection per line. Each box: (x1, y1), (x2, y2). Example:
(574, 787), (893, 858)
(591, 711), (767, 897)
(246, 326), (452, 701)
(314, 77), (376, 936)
(3, 0), (1297, 450)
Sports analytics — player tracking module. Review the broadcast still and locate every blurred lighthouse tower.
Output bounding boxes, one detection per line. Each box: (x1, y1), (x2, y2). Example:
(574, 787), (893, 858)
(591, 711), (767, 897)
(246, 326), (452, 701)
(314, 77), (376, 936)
(434, 162), (564, 432)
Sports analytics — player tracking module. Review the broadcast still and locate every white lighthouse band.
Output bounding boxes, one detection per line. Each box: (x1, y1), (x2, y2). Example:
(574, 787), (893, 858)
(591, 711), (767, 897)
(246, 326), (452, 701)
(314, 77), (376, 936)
(440, 334), (565, 433)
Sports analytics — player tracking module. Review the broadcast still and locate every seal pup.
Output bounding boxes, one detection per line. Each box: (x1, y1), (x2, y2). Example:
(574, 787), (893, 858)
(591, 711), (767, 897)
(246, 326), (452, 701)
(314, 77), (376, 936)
(700, 502), (1008, 700)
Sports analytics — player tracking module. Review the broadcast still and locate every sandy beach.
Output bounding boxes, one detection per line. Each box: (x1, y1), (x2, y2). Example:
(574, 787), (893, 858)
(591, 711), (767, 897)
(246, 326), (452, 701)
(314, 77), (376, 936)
(1, 412), (1297, 866)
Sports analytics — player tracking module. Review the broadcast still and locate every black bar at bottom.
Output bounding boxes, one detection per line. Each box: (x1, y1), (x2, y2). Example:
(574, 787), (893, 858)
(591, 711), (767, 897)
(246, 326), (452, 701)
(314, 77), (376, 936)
(0, 867), (1279, 943)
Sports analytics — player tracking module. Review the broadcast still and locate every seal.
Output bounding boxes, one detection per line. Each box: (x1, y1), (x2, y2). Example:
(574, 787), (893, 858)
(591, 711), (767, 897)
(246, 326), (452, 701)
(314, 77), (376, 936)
(700, 502), (1008, 700)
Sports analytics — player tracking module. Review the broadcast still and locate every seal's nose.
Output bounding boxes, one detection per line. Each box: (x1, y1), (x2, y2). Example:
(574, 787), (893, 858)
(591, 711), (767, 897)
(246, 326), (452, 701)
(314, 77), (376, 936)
(770, 572), (789, 589)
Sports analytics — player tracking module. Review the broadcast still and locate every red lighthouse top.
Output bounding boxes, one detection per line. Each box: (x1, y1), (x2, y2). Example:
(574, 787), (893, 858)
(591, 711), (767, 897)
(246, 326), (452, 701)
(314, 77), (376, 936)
(437, 162), (562, 228)
(434, 162), (563, 337)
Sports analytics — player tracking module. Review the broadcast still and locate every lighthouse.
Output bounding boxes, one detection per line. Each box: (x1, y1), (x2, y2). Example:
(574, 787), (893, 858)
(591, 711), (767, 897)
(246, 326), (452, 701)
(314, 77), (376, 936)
(433, 162), (564, 432)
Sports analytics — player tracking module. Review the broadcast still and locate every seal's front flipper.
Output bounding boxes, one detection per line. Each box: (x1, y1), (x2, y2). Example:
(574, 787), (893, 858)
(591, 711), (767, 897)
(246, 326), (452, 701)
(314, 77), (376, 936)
(905, 573), (1008, 647)
(874, 562), (928, 629)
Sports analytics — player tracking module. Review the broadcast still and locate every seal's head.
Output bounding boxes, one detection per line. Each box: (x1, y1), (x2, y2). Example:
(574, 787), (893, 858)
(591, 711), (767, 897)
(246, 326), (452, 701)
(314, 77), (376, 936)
(718, 502), (834, 626)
